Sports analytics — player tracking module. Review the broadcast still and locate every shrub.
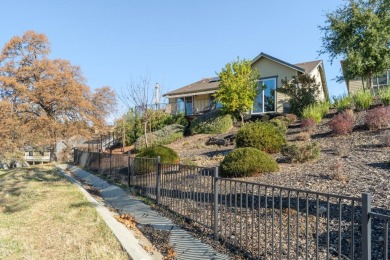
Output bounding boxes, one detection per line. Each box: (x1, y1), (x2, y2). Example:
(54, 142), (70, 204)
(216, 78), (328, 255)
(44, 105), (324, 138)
(333, 94), (352, 112)
(352, 90), (372, 111)
(276, 73), (321, 116)
(378, 86), (390, 106)
(282, 142), (321, 163)
(285, 113), (298, 123)
(137, 145), (179, 164)
(302, 105), (322, 123)
(365, 106), (390, 130)
(295, 132), (311, 141)
(269, 118), (288, 135)
(190, 110), (233, 134)
(329, 110), (355, 135)
(301, 118), (316, 132)
(136, 124), (184, 149)
(236, 121), (286, 153)
(273, 114), (297, 126)
(220, 147), (279, 178)
(318, 101), (331, 116)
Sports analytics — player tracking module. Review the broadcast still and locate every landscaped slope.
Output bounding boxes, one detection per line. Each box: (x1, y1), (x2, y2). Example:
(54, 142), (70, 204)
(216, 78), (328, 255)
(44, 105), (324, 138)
(166, 109), (390, 208)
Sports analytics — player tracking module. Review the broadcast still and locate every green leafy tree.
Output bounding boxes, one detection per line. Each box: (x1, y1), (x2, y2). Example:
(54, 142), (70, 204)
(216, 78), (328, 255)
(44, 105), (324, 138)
(277, 74), (320, 116)
(319, 0), (390, 89)
(115, 109), (143, 146)
(214, 58), (260, 124)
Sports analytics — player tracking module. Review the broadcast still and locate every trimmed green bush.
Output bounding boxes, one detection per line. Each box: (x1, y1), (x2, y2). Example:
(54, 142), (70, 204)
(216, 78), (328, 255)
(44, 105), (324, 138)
(136, 124), (184, 149)
(269, 118), (288, 135)
(190, 110), (233, 134)
(236, 121), (286, 153)
(352, 90), (372, 111)
(378, 86), (390, 106)
(220, 147), (279, 177)
(281, 142), (321, 163)
(137, 145), (179, 164)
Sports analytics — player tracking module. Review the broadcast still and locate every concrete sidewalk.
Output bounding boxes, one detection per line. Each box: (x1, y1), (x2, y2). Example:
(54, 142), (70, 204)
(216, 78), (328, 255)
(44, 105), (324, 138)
(58, 164), (229, 260)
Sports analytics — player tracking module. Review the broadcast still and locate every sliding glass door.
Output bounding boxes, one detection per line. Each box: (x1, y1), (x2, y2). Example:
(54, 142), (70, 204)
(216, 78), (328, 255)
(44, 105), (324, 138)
(253, 77), (276, 113)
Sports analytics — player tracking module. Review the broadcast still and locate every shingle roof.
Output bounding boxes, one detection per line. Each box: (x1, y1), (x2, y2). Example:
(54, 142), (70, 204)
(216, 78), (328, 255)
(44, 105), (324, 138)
(163, 77), (220, 97)
(294, 60), (322, 73)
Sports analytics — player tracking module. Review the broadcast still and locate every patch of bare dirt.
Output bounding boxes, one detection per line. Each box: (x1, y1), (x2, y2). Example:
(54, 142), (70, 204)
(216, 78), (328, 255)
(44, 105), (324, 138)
(166, 129), (237, 167)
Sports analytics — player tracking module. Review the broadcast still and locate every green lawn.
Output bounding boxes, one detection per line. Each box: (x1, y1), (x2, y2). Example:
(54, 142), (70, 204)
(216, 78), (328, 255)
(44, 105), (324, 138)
(0, 165), (129, 259)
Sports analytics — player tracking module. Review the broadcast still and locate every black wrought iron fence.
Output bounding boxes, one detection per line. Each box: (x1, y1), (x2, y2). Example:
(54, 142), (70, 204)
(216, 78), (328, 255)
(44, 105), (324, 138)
(368, 210), (390, 259)
(73, 149), (389, 259)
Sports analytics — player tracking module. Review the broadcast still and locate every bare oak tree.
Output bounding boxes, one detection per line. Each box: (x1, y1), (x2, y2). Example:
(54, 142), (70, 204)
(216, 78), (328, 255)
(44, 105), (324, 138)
(119, 74), (154, 148)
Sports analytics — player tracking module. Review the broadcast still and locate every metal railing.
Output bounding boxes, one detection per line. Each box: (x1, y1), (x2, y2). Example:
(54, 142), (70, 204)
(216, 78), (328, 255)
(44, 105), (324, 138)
(368, 210), (390, 259)
(74, 149), (389, 259)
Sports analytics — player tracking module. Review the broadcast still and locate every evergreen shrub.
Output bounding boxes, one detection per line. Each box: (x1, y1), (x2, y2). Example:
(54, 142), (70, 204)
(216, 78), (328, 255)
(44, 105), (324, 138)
(136, 124), (184, 149)
(220, 147), (279, 177)
(235, 121), (286, 153)
(190, 110), (233, 134)
(281, 142), (320, 163)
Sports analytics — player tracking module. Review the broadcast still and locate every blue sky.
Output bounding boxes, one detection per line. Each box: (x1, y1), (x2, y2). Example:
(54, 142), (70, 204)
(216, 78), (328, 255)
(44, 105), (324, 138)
(1, 0), (347, 115)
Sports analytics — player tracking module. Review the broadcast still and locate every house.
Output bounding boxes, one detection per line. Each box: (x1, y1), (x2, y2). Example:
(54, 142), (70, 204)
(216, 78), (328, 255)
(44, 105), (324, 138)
(23, 147), (51, 165)
(163, 52), (329, 116)
(342, 63), (390, 94)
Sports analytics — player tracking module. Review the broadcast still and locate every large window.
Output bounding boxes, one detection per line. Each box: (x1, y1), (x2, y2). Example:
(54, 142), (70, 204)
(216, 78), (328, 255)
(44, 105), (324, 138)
(253, 77), (277, 113)
(372, 69), (390, 94)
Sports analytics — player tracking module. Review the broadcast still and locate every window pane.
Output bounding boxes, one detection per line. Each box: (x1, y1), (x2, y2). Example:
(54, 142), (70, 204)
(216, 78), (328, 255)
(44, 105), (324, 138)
(253, 78), (277, 113)
(253, 81), (263, 113)
(378, 75), (387, 86)
(263, 79), (276, 112)
(177, 98), (185, 113)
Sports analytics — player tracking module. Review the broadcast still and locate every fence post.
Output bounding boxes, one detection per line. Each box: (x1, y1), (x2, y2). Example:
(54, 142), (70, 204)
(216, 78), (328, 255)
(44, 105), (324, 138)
(98, 149), (101, 173)
(73, 148), (77, 164)
(109, 149), (112, 178)
(213, 166), (219, 240)
(127, 150), (131, 187)
(362, 193), (372, 260)
(156, 156), (161, 204)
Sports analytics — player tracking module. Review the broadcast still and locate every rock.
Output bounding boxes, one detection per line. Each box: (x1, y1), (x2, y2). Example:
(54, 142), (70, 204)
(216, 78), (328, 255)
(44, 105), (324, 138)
(318, 206), (327, 215)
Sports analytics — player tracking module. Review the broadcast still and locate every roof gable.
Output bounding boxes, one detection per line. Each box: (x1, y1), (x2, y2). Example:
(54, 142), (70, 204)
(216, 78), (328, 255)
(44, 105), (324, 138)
(251, 52), (305, 73)
(294, 60), (322, 73)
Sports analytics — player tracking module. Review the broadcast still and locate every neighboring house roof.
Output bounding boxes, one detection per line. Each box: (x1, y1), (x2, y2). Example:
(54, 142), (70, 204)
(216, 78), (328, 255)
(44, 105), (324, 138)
(294, 60), (322, 73)
(163, 77), (220, 98)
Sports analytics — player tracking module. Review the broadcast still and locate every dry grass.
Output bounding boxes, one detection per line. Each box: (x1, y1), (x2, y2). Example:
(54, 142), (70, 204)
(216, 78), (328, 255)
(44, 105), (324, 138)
(0, 165), (129, 260)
